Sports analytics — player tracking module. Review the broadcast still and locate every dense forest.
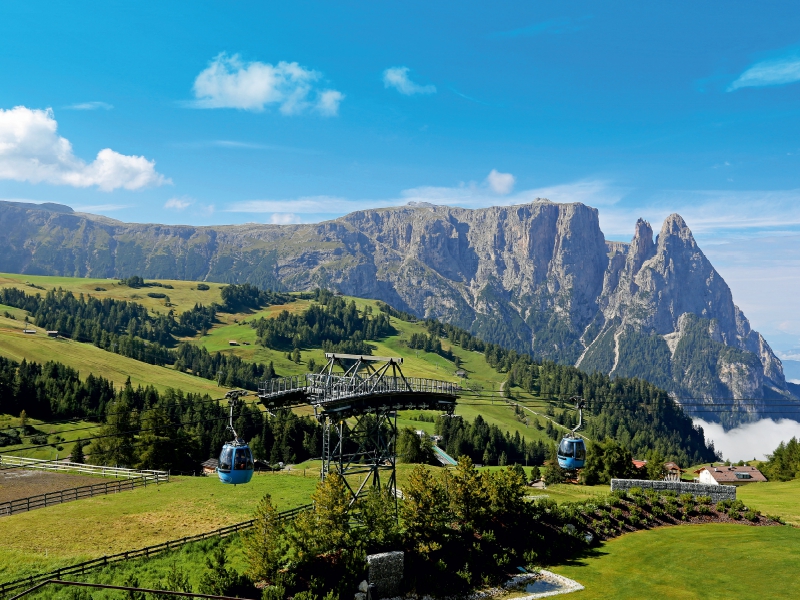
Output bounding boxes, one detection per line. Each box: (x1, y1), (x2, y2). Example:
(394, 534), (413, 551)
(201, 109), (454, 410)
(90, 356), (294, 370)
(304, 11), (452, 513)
(0, 354), (320, 471)
(435, 414), (550, 467)
(383, 306), (719, 466)
(252, 289), (393, 354)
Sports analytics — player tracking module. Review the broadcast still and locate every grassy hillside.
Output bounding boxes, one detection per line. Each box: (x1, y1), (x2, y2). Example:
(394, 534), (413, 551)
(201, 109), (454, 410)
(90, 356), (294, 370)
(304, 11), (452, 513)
(0, 472), (318, 582)
(0, 414), (102, 462)
(0, 273), (227, 316)
(551, 524), (800, 600)
(0, 272), (566, 449)
(0, 312), (224, 397)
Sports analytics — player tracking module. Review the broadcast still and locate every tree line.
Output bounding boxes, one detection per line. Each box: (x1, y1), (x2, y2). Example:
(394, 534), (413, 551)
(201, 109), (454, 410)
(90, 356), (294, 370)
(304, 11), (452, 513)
(379, 304), (717, 467)
(0, 285), (284, 390)
(252, 289), (393, 355)
(0, 354), (319, 471)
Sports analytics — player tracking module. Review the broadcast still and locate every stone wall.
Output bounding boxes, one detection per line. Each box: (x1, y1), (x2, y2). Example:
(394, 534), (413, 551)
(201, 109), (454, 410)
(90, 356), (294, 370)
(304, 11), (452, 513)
(610, 479), (736, 503)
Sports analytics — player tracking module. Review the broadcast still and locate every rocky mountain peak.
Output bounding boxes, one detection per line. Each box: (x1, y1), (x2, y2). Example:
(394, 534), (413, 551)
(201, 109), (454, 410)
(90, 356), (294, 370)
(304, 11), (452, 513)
(0, 198), (796, 420)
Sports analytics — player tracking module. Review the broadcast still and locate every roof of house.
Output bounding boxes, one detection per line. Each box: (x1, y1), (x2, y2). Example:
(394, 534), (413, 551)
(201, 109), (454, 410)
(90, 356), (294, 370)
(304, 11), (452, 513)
(632, 459), (647, 469)
(698, 465), (767, 483)
(201, 458), (219, 469)
(664, 461), (683, 472)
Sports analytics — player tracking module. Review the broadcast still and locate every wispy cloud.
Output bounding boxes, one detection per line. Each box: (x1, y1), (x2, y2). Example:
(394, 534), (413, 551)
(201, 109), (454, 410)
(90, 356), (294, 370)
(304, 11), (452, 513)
(164, 197), (192, 210)
(729, 51), (800, 91)
(0, 106), (169, 191)
(383, 67), (436, 96)
(269, 212), (301, 224)
(73, 204), (131, 212)
(64, 101), (114, 111)
(191, 53), (344, 115)
(169, 140), (320, 154)
(489, 16), (589, 39)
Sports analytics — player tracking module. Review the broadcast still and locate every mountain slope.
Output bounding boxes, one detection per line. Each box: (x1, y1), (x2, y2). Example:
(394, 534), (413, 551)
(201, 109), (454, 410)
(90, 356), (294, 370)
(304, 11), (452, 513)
(0, 199), (795, 418)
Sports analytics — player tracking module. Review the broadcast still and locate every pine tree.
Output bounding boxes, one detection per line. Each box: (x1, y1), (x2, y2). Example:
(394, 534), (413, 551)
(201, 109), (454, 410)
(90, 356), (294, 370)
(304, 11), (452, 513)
(243, 494), (285, 584)
(71, 438), (85, 464)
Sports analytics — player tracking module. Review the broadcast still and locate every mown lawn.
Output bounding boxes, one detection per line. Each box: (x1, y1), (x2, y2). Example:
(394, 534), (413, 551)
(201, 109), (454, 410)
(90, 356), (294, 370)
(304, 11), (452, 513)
(738, 479), (800, 525)
(0, 472), (318, 582)
(551, 523), (800, 599)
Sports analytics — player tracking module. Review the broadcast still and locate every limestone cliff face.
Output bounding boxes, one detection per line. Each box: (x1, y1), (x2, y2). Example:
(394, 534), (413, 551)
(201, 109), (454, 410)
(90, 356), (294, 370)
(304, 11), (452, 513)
(0, 199), (795, 417)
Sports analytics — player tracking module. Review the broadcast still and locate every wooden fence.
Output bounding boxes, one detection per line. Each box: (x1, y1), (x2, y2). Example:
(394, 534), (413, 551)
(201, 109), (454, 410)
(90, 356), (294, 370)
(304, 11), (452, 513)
(0, 504), (311, 598)
(0, 473), (168, 518)
(0, 455), (168, 480)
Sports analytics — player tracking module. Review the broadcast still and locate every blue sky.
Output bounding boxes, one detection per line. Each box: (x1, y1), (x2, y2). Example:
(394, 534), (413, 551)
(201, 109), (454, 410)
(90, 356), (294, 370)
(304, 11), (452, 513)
(0, 1), (799, 353)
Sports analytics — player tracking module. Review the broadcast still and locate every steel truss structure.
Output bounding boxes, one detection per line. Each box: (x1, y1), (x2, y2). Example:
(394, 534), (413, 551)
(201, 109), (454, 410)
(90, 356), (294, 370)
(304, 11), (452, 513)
(258, 353), (459, 505)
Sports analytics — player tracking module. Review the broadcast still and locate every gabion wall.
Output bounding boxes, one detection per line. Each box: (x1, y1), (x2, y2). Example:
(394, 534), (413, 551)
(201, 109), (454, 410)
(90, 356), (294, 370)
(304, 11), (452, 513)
(610, 479), (736, 503)
(367, 551), (403, 599)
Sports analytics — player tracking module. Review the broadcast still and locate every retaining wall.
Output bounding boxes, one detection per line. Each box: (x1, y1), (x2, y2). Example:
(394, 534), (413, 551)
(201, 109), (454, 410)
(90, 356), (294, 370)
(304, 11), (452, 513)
(610, 479), (736, 502)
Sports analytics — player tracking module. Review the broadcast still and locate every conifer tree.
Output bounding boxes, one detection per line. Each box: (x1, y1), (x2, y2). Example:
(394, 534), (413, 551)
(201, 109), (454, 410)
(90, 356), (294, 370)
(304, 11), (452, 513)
(243, 494), (285, 584)
(70, 438), (85, 464)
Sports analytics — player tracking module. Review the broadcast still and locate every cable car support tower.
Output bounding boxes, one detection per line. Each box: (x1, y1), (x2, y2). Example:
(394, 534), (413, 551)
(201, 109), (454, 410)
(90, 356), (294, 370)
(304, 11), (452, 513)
(258, 353), (459, 504)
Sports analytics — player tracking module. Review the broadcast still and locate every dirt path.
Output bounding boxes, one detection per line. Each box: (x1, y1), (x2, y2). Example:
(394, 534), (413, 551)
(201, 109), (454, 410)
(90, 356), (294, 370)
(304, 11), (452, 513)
(0, 470), (101, 503)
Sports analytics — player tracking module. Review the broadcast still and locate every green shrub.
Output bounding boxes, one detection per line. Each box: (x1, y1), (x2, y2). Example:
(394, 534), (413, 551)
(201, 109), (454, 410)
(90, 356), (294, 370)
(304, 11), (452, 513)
(744, 510), (758, 522)
(197, 283), (210, 290)
(679, 493), (694, 505)
(94, 287), (106, 291)
(147, 292), (167, 299)
(732, 500), (745, 512)
(697, 504), (711, 515)
(611, 508), (624, 521)
(696, 495), (712, 505)
(664, 502), (680, 517)
(628, 487), (643, 498)
(767, 514), (785, 525)
(716, 500), (732, 511)
(727, 508), (740, 520)
(633, 495), (649, 508)
(650, 505), (664, 519)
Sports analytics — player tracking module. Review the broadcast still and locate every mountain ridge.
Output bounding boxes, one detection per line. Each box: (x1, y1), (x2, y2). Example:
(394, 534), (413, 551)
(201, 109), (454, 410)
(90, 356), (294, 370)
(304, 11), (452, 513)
(0, 198), (795, 420)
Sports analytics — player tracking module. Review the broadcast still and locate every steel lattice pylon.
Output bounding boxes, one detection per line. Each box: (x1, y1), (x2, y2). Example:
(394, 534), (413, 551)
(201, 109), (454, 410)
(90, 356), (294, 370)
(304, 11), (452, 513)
(258, 352), (459, 506)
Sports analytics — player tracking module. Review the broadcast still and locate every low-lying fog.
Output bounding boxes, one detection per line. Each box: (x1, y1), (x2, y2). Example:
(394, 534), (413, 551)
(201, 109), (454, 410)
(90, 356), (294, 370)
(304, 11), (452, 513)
(694, 418), (800, 462)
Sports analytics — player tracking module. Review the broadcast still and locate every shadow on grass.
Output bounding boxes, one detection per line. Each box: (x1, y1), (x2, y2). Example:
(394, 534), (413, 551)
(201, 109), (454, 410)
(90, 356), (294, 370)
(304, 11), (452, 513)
(551, 544), (609, 569)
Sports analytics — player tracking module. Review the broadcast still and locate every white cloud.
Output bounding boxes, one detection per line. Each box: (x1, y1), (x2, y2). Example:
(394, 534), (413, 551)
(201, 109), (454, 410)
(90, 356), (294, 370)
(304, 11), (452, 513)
(165, 197), (192, 210)
(382, 67), (436, 95)
(269, 212), (301, 224)
(227, 195), (380, 215)
(192, 53), (344, 115)
(73, 204), (131, 212)
(0, 106), (169, 191)
(64, 101), (113, 110)
(486, 169), (515, 195)
(695, 418), (800, 461)
(729, 54), (800, 91)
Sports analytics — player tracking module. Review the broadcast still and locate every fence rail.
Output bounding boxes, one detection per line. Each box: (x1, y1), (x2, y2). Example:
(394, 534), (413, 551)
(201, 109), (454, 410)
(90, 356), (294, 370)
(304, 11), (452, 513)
(0, 504), (311, 598)
(0, 456), (168, 481)
(0, 473), (168, 518)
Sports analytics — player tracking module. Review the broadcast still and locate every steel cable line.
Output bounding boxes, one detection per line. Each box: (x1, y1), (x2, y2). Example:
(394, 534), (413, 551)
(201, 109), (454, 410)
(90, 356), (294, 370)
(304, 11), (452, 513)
(455, 394), (800, 415)
(0, 393), (242, 437)
(0, 400), (264, 469)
